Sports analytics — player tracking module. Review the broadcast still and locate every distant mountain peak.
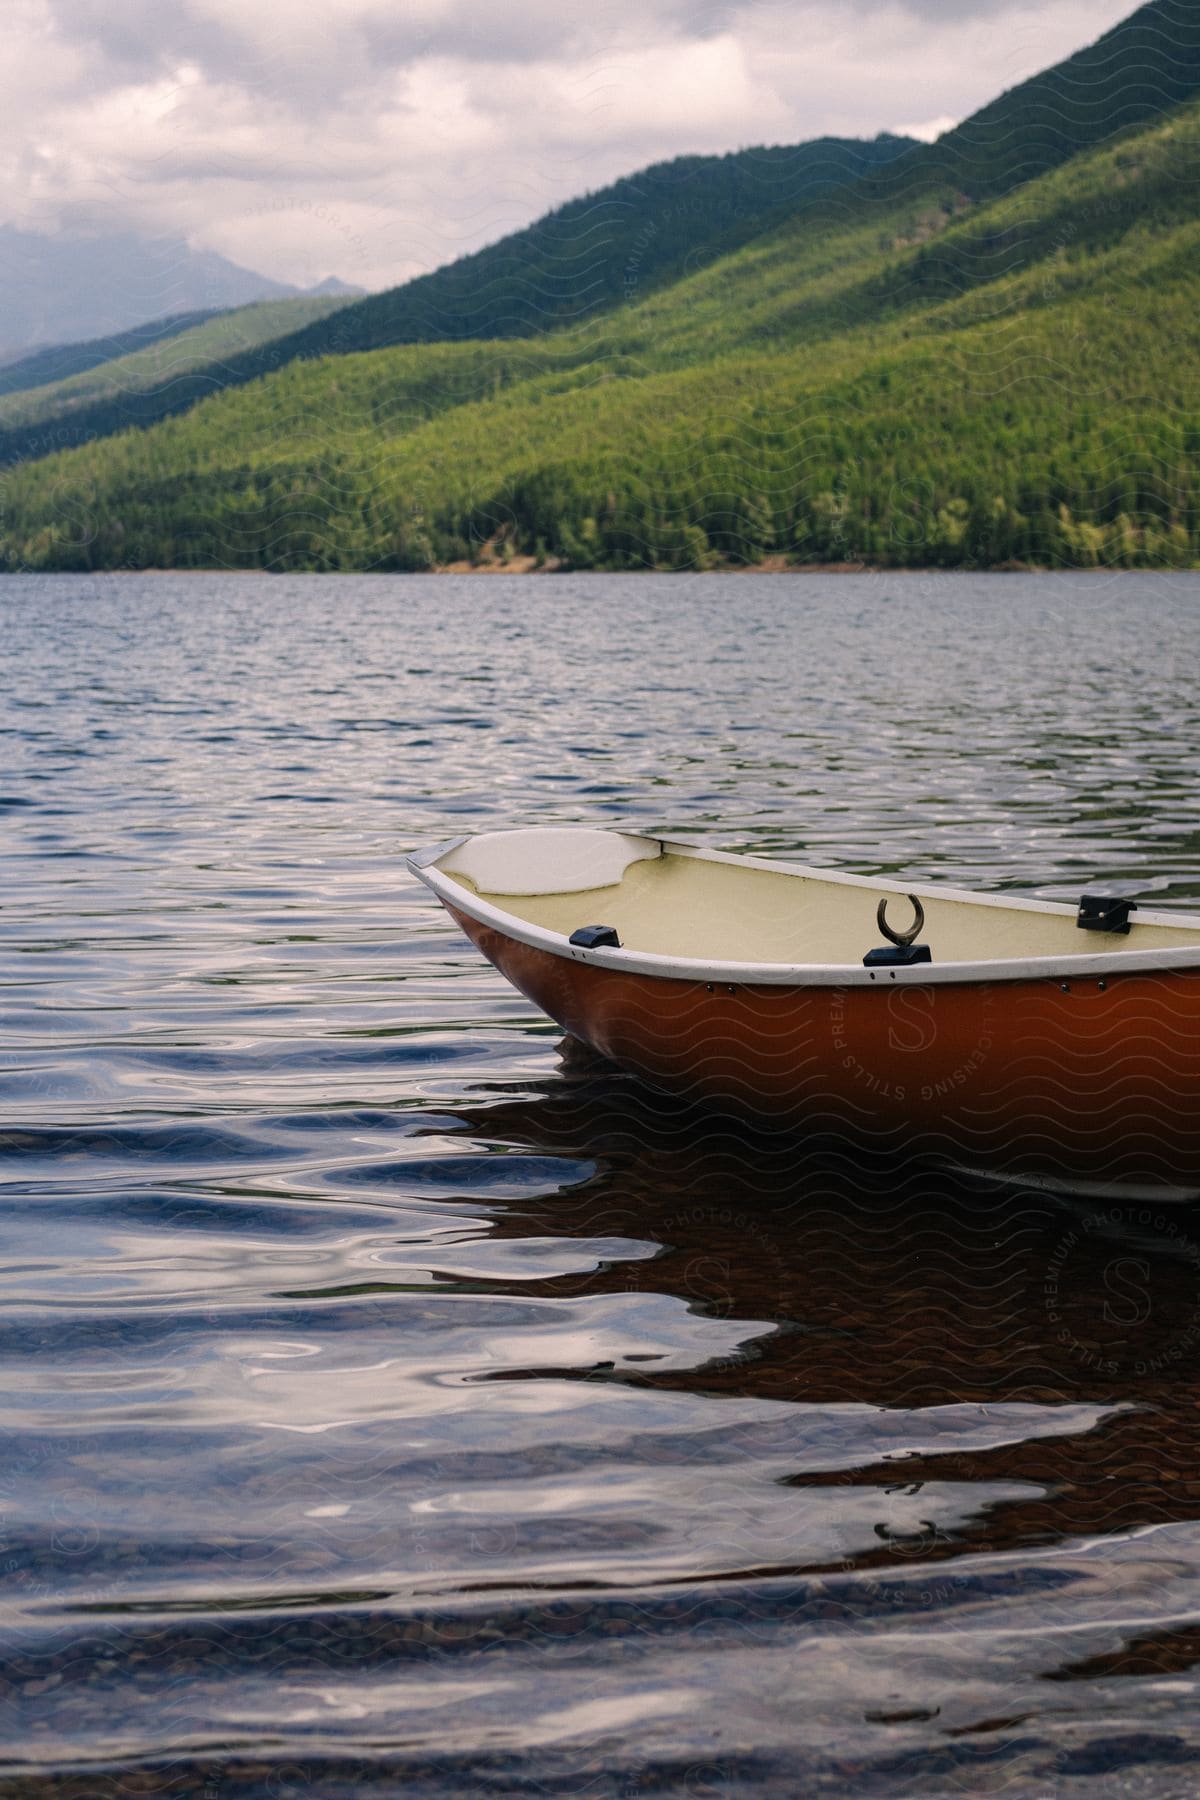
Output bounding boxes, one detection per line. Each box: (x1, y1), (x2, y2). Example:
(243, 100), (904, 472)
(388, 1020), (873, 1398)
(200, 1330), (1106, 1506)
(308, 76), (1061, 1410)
(306, 276), (366, 297)
(0, 226), (358, 361)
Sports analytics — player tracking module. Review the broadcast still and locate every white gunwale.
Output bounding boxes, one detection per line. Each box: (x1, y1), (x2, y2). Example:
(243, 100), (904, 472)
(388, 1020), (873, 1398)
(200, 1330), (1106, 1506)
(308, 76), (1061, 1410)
(406, 829), (1200, 989)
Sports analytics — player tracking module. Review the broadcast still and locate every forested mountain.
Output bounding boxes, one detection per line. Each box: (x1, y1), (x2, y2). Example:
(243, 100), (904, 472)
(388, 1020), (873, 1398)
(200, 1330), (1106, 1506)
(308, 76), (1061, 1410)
(0, 311), (222, 393)
(6, 76), (1198, 577)
(95, 0), (1200, 372)
(239, 136), (917, 360)
(0, 295), (359, 466)
(3, 0), (1198, 477)
(3, 0), (1199, 574)
(879, 0), (1200, 203)
(0, 136), (915, 469)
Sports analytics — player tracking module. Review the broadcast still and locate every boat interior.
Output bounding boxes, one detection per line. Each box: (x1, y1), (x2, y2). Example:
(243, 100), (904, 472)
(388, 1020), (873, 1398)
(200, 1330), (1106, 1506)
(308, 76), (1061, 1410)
(435, 830), (1200, 968)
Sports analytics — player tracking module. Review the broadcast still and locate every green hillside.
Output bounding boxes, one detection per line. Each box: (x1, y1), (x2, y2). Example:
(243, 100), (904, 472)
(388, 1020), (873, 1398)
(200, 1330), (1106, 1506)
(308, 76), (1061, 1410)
(4, 0), (1197, 479)
(4, 81), (1197, 577)
(272, 137), (919, 360)
(880, 0), (1200, 203)
(0, 137), (915, 470)
(102, 0), (1200, 375)
(0, 310), (221, 395)
(0, 293), (358, 466)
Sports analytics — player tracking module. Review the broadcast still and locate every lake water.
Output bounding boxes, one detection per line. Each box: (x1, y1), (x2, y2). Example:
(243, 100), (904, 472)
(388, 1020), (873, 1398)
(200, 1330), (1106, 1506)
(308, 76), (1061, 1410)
(3, 570), (1200, 1797)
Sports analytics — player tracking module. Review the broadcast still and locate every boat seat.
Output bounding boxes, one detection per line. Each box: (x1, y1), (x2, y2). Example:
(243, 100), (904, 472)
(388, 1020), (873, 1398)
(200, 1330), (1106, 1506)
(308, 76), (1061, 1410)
(441, 828), (660, 897)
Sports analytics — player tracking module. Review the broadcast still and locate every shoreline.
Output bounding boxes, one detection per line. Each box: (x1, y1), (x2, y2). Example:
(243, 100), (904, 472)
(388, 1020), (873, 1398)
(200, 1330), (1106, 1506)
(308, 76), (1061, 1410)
(9, 560), (1192, 578)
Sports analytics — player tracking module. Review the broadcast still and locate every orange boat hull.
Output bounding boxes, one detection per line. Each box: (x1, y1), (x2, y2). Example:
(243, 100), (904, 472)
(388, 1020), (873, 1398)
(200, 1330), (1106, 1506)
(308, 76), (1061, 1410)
(449, 904), (1200, 1190)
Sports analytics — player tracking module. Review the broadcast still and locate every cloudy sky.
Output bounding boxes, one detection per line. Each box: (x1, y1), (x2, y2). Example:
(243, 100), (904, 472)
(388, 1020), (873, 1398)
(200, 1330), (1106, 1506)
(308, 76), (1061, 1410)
(5, 0), (1135, 290)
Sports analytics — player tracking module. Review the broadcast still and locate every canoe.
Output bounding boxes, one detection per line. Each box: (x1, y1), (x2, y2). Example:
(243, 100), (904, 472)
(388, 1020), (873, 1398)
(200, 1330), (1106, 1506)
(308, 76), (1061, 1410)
(407, 827), (1200, 1195)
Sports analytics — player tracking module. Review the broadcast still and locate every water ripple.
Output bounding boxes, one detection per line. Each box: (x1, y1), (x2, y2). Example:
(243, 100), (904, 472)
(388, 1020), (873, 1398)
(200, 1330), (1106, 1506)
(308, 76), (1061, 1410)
(2, 572), (1200, 1795)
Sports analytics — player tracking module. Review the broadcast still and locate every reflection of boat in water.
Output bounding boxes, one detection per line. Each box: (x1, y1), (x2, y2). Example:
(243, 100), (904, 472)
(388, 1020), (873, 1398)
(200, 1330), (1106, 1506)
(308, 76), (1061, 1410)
(430, 1062), (1200, 1604)
(409, 827), (1200, 1195)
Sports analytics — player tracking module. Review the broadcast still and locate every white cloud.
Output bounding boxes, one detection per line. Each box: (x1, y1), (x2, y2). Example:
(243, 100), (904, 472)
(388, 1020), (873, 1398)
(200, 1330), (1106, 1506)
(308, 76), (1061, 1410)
(0, 0), (1140, 291)
(893, 114), (959, 143)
